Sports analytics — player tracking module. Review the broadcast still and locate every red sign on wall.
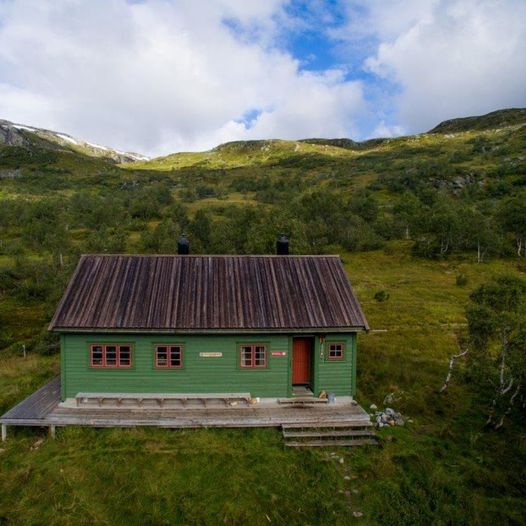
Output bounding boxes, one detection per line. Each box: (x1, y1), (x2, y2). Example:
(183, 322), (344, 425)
(271, 351), (287, 356)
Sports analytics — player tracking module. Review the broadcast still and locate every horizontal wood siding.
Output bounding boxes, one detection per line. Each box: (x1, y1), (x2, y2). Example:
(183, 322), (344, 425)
(62, 333), (290, 399)
(314, 334), (356, 396)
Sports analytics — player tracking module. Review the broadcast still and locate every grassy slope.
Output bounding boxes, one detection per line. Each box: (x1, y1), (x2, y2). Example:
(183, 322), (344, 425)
(429, 108), (526, 134)
(1, 244), (525, 525)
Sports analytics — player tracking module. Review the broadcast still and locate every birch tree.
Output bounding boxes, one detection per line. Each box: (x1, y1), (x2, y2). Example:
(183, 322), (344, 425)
(466, 276), (526, 428)
(498, 193), (526, 257)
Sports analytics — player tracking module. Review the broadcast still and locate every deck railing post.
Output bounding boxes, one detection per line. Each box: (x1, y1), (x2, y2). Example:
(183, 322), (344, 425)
(1, 424), (6, 442)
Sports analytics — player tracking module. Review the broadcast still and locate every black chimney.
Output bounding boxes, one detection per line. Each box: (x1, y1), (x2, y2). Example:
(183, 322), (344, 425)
(177, 234), (189, 255)
(276, 233), (289, 255)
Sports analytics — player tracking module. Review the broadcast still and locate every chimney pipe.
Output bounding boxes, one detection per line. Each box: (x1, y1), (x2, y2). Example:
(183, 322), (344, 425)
(276, 233), (289, 255)
(177, 234), (189, 255)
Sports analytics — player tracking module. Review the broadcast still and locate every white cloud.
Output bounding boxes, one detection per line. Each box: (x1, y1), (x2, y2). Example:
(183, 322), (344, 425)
(370, 121), (405, 139)
(1, 0), (524, 153)
(359, 0), (526, 132)
(0, 0), (366, 155)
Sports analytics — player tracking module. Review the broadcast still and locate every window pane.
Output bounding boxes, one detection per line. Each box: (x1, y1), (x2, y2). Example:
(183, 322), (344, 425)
(254, 346), (266, 366)
(119, 346), (131, 366)
(92, 346), (103, 366)
(241, 346), (252, 367)
(157, 346), (168, 366)
(329, 344), (343, 359)
(170, 346), (181, 367)
(106, 346), (117, 365)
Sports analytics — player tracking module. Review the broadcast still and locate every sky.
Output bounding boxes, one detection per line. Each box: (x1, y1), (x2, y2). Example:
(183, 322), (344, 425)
(0, 0), (525, 157)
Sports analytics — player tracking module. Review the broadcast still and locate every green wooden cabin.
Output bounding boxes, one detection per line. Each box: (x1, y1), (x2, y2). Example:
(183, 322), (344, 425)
(49, 252), (368, 402)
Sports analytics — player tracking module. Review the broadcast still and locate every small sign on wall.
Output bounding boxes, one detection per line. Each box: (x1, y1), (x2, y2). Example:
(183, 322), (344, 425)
(199, 352), (223, 358)
(271, 351), (287, 357)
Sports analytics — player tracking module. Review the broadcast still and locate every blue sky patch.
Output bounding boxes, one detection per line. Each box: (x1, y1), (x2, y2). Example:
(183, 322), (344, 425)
(235, 108), (263, 130)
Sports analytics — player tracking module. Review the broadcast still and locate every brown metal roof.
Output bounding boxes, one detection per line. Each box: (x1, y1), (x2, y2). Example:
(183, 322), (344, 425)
(49, 255), (369, 332)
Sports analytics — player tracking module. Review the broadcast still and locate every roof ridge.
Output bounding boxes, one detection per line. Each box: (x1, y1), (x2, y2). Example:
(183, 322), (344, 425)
(81, 254), (342, 258)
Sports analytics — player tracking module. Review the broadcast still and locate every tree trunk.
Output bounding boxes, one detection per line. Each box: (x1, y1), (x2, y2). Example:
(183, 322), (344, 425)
(440, 348), (469, 393)
(495, 381), (521, 430)
(440, 236), (449, 255)
(487, 330), (514, 428)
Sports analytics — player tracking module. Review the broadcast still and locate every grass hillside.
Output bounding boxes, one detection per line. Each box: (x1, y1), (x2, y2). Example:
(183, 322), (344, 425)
(429, 108), (526, 134)
(0, 108), (525, 525)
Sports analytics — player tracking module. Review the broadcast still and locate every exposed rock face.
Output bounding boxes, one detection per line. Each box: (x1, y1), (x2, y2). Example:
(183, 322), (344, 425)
(0, 119), (148, 163)
(0, 169), (23, 178)
(0, 120), (31, 147)
(431, 173), (477, 192)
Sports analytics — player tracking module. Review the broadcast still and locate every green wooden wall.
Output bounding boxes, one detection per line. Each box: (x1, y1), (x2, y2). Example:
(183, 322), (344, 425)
(314, 335), (357, 397)
(60, 332), (358, 400)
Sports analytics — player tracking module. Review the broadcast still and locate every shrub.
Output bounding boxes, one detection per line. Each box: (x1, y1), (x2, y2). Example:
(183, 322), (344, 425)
(374, 290), (390, 302)
(456, 274), (468, 286)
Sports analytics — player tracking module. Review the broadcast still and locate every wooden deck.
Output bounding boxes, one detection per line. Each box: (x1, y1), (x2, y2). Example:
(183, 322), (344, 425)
(1, 376), (61, 425)
(1, 377), (372, 440)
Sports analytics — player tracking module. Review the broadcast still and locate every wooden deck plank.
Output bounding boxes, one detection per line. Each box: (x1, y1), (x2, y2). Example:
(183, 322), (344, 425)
(0, 377), (60, 421)
(42, 403), (370, 428)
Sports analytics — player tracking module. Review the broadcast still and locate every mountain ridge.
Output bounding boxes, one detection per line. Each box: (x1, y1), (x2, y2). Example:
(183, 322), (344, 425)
(428, 108), (526, 134)
(1, 107), (525, 167)
(0, 119), (148, 163)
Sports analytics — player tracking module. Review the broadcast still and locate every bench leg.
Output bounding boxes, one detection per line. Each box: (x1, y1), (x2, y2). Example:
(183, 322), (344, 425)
(1, 424), (6, 442)
(49, 425), (56, 439)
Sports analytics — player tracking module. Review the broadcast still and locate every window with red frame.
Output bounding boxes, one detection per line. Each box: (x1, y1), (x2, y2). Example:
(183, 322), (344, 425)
(328, 342), (345, 360)
(155, 345), (183, 368)
(90, 344), (132, 368)
(240, 344), (267, 368)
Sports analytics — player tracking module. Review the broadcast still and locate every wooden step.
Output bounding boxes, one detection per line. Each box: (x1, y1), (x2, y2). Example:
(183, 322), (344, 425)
(285, 438), (378, 447)
(278, 398), (328, 405)
(283, 429), (375, 439)
(282, 420), (372, 429)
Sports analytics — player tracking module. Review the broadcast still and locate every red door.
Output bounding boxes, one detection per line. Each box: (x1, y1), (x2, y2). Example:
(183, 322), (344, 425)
(292, 338), (311, 385)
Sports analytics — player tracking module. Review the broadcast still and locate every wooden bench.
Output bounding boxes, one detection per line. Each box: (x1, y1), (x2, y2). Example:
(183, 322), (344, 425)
(75, 392), (252, 409)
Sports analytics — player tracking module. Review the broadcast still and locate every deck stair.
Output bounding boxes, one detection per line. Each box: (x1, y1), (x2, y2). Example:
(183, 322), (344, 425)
(282, 420), (377, 447)
(278, 397), (328, 406)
